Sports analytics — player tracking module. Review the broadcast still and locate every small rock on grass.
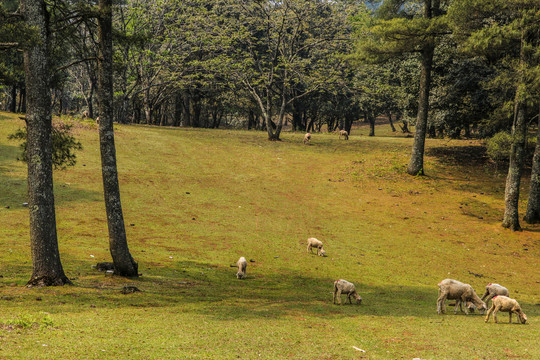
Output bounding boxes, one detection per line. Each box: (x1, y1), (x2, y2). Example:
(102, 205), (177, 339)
(121, 286), (141, 294)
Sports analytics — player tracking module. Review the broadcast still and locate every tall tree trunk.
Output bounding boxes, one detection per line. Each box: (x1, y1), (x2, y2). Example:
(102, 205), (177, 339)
(502, 28), (529, 231)
(502, 102), (527, 231)
(23, 0), (70, 287)
(407, 0), (436, 176)
(98, 0), (138, 276)
(407, 42), (434, 175)
(368, 112), (375, 137)
(388, 113), (396, 132)
(9, 85), (17, 112)
(524, 104), (540, 224)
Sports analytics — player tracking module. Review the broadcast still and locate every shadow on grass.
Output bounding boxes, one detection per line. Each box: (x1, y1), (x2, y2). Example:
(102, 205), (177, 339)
(0, 143), (101, 206)
(6, 259), (536, 322)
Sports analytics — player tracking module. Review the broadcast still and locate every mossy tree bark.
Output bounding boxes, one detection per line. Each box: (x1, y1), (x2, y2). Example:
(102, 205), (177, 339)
(524, 105), (540, 224)
(22, 0), (71, 287)
(502, 29), (528, 231)
(407, 0), (438, 176)
(97, 0), (138, 276)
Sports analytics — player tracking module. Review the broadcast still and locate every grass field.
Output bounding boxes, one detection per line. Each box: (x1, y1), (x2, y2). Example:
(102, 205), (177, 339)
(0, 111), (538, 359)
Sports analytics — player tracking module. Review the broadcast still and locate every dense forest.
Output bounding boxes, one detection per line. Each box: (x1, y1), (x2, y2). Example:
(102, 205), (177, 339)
(1, 0), (540, 284)
(1, 0), (536, 138)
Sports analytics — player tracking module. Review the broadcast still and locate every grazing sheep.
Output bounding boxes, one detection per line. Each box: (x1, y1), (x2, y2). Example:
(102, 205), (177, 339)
(82, 110), (89, 119)
(306, 237), (326, 257)
(333, 279), (362, 305)
(437, 279), (487, 315)
(303, 132), (311, 144)
(236, 257), (247, 279)
(481, 283), (509, 308)
(485, 295), (527, 324)
(339, 129), (349, 140)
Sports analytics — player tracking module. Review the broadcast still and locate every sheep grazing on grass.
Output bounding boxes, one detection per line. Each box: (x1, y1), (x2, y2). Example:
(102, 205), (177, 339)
(303, 133), (311, 144)
(485, 295), (527, 324)
(82, 110), (89, 119)
(481, 283), (509, 308)
(437, 279), (487, 315)
(306, 237), (326, 257)
(333, 279), (362, 305)
(339, 129), (349, 140)
(236, 257), (247, 279)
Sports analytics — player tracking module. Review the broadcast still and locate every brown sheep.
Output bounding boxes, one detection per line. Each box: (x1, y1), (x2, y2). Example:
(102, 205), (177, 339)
(484, 295), (527, 324)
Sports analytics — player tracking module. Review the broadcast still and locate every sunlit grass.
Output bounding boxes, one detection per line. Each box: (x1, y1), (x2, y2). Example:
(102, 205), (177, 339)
(0, 111), (538, 359)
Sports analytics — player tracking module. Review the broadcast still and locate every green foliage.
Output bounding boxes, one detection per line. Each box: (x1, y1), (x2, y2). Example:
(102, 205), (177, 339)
(2, 313), (54, 330)
(486, 131), (512, 162)
(486, 131), (536, 163)
(8, 121), (83, 170)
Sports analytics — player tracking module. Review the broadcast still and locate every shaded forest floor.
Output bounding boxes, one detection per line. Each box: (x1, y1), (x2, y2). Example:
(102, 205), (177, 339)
(0, 111), (538, 359)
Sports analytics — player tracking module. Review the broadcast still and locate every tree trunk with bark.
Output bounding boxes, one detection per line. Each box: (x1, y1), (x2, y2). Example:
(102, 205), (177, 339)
(407, 0), (437, 176)
(524, 105), (540, 224)
(502, 27), (529, 231)
(368, 111), (376, 137)
(23, 0), (71, 287)
(98, 0), (138, 276)
(9, 85), (17, 112)
(388, 113), (396, 132)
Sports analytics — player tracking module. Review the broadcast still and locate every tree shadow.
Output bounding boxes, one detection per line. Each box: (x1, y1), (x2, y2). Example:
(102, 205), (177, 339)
(0, 143), (101, 207)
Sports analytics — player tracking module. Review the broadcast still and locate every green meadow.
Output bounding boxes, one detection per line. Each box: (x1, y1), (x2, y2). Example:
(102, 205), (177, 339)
(0, 111), (538, 359)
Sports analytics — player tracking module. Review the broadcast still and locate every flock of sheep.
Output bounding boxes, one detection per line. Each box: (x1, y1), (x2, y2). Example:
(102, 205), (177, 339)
(234, 237), (528, 325)
(438, 279), (528, 324)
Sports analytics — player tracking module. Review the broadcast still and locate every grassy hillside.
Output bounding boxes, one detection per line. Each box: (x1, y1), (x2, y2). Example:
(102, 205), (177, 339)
(0, 111), (538, 359)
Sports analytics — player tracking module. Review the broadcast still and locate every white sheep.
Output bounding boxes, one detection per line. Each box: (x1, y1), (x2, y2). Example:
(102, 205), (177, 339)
(236, 257), (247, 279)
(306, 237), (326, 257)
(481, 283), (509, 308)
(484, 295), (527, 324)
(333, 279), (362, 305)
(339, 129), (349, 140)
(437, 279), (487, 315)
(303, 132), (311, 144)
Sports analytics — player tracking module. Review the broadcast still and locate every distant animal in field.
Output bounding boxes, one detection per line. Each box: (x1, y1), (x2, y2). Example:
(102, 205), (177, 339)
(484, 295), (527, 324)
(307, 237), (325, 257)
(236, 257), (247, 279)
(339, 129), (348, 140)
(82, 110), (89, 119)
(437, 279), (487, 315)
(333, 279), (362, 305)
(303, 133), (311, 144)
(481, 283), (509, 308)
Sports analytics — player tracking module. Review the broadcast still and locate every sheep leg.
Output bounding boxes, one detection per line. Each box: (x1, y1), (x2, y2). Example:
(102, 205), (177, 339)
(436, 291), (447, 315)
(307, 244), (312, 254)
(459, 295), (469, 315)
(336, 289), (342, 305)
(483, 294), (494, 307)
(509, 312), (513, 324)
(493, 305), (501, 323)
(347, 293), (352, 304)
(481, 290), (489, 302)
(485, 304), (495, 322)
(454, 298), (465, 314)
